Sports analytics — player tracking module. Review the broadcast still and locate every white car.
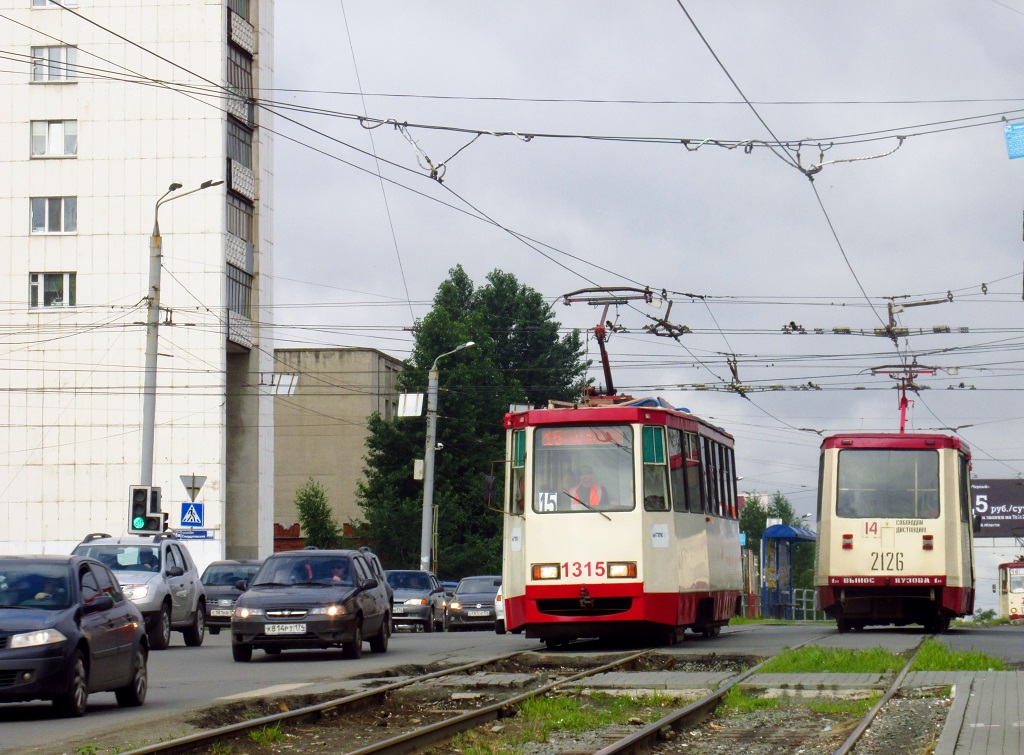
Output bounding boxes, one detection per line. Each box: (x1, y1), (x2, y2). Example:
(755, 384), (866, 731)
(494, 584), (506, 635)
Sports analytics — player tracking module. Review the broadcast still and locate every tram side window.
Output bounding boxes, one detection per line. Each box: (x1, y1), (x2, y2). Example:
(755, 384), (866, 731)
(702, 436), (721, 516)
(958, 454), (971, 524)
(642, 426), (670, 511)
(722, 445), (737, 519)
(511, 429), (526, 515)
(683, 431), (703, 513)
(835, 449), (940, 519)
(669, 429), (688, 512)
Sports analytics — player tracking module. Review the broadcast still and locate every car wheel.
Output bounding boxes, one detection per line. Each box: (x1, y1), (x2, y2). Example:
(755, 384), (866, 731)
(232, 643), (252, 662)
(495, 619), (506, 635)
(370, 614), (390, 654)
(149, 604), (172, 650)
(115, 647), (148, 707)
(423, 613), (434, 633)
(54, 650), (88, 717)
(183, 603), (205, 647)
(342, 618), (363, 659)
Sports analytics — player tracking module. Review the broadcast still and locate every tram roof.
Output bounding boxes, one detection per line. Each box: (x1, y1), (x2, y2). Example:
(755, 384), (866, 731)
(821, 432), (969, 454)
(504, 397), (733, 441)
(999, 561), (1024, 570)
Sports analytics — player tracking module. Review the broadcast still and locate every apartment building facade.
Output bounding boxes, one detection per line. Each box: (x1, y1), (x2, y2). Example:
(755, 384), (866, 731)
(0, 0), (275, 566)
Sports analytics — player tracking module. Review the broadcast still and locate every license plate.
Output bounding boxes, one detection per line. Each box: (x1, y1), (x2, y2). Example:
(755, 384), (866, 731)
(393, 607), (405, 614)
(210, 609), (233, 617)
(266, 623), (305, 635)
(467, 610), (489, 617)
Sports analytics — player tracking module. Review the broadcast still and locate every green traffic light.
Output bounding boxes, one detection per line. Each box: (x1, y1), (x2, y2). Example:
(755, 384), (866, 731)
(133, 516), (146, 529)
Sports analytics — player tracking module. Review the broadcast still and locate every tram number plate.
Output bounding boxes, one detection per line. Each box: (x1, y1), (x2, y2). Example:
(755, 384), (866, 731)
(266, 623), (305, 635)
(870, 552), (904, 571)
(209, 609), (233, 617)
(562, 561), (606, 578)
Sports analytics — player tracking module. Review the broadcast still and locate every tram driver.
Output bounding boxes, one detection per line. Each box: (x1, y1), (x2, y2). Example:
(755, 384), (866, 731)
(567, 466), (609, 509)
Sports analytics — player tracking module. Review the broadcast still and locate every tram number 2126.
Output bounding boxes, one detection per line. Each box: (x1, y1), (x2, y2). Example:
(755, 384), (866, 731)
(870, 552), (904, 571)
(562, 561), (606, 578)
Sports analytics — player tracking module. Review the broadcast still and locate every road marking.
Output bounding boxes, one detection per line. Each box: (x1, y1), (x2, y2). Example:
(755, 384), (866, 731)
(219, 683), (308, 700)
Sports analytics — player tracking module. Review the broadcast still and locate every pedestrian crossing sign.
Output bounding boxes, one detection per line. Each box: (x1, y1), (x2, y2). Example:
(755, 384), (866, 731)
(180, 502), (204, 528)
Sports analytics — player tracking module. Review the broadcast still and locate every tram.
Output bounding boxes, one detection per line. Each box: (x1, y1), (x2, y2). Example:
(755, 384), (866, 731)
(499, 395), (742, 645)
(815, 432), (975, 633)
(997, 561), (1024, 621)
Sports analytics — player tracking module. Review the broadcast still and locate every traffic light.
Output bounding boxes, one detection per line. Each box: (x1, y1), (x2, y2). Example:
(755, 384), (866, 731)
(128, 485), (164, 534)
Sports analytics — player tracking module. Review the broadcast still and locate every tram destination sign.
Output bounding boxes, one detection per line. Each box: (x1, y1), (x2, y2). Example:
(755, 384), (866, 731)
(971, 479), (1024, 539)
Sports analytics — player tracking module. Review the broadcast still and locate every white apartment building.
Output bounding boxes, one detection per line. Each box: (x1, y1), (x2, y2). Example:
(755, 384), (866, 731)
(0, 0), (275, 567)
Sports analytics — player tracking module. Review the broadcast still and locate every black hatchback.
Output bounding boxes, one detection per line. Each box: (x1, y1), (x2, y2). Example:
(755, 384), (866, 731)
(0, 555), (149, 716)
(231, 550), (390, 661)
(200, 559), (262, 635)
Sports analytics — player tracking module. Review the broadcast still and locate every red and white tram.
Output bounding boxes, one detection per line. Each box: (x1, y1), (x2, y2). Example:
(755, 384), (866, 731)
(997, 561), (1024, 621)
(499, 396), (742, 646)
(815, 432), (975, 633)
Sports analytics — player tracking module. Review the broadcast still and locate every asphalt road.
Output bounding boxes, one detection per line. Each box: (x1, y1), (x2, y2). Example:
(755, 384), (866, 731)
(2, 622), (1020, 754)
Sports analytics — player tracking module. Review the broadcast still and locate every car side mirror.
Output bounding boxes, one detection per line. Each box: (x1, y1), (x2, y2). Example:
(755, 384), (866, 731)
(235, 580), (249, 591)
(360, 578), (379, 591)
(85, 595), (114, 614)
(167, 565), (184, 577)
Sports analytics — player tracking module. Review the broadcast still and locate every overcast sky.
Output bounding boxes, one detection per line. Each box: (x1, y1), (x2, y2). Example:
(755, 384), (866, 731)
(271, 1), (1024, 517)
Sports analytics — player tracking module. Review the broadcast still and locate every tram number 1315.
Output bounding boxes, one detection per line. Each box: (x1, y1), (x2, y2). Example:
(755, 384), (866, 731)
(870, 552), (904, 571)
(563, 561), (606, 577)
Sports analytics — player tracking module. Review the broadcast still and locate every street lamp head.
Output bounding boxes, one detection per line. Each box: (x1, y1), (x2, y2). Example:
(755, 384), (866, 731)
(458, 340), (475, 350)
(200, 179), (224, 189)
(168, 182), (183, 192)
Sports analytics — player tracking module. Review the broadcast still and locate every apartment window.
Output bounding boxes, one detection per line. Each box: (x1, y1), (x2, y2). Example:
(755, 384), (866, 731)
(227, 0), (249, 20)
(31, 46), (77, 82)
(226, 264), (252, 318)
(30, 272), (76, 308)
(227, 120), (252, 168)
(226, 46), (252, 98)
(226, 194), (253, 242)
(31, 120), (77, 157)
(30, 197), (77, 233)
(32, 0), (78, 6)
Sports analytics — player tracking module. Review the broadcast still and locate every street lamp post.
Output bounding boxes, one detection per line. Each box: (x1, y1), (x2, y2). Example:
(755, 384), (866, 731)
(419, 341), (474, 572)
(140, 180), (223, 487)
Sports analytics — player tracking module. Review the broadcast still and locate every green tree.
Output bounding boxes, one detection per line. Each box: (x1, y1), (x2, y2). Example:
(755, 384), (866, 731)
(356, 266), (589, 578)
(294, 478), (340, 549)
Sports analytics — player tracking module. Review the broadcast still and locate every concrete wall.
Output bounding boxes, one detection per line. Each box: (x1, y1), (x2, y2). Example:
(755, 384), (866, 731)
(273, 349), (401, 537)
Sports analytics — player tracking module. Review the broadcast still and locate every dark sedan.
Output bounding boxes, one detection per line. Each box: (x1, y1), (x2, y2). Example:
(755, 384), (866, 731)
(200, 559), (262, 634)
(0, 555), (148, 717)
(231, 550), (390, 661)
(447, 575), (501, 631)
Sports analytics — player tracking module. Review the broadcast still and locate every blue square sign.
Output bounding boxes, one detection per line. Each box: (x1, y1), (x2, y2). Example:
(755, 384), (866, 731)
(180, 502), (204, 527)
(1004, 121), (1024, 159)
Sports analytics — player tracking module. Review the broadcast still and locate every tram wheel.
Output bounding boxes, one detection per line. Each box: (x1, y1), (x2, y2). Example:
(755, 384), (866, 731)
(836, 619), (851, 634)
(701, 626), (721, 639)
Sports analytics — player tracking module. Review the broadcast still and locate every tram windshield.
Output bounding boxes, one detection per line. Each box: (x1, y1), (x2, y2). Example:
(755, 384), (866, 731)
(532, 425), (634, 513)
(835, 449), (940, 519)
(1009, 569), (1024, 594)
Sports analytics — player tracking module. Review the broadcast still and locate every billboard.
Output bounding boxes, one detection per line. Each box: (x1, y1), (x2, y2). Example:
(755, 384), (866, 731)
(972, 479), (1024, 539)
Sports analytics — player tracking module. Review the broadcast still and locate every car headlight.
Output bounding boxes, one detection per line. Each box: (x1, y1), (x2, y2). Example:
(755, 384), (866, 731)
(233, 606), (264, 619)
(122, 584), (149, 601)
(11, 628), (67, 649)
(403, 598), (428, 606)
(309, 605), (346, 617)
(449, 601), (462, 610)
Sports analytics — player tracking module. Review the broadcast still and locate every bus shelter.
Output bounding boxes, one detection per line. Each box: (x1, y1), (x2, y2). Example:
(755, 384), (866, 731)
(761, 524), (816, 619)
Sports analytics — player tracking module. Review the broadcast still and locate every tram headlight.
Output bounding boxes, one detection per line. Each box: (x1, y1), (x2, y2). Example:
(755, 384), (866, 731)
(607, 562), (637, 579)
(531, 563), (560, 580)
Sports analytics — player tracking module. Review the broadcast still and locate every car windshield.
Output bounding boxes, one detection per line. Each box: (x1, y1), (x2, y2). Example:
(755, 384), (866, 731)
(0, 563), (71, 609)
(456, 577), (500, 595)
(202, 564), (260, 586)
(386, 571), (430, 591)
(252, 556), (352, 586)
(75, 544), (160, 572)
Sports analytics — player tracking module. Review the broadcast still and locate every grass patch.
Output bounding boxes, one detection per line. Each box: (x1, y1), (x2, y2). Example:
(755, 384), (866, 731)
(911, 638), (1007, 671)
(440, 692), (678, 754)
(757, 645), (906, 674)
(718, 686), (783, 713)
(248, 723), (286, 746)
(806, 692), (880, 717)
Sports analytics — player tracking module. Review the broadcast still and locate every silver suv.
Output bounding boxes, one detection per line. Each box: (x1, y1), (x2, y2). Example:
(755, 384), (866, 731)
(73, 532), (206, 650)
